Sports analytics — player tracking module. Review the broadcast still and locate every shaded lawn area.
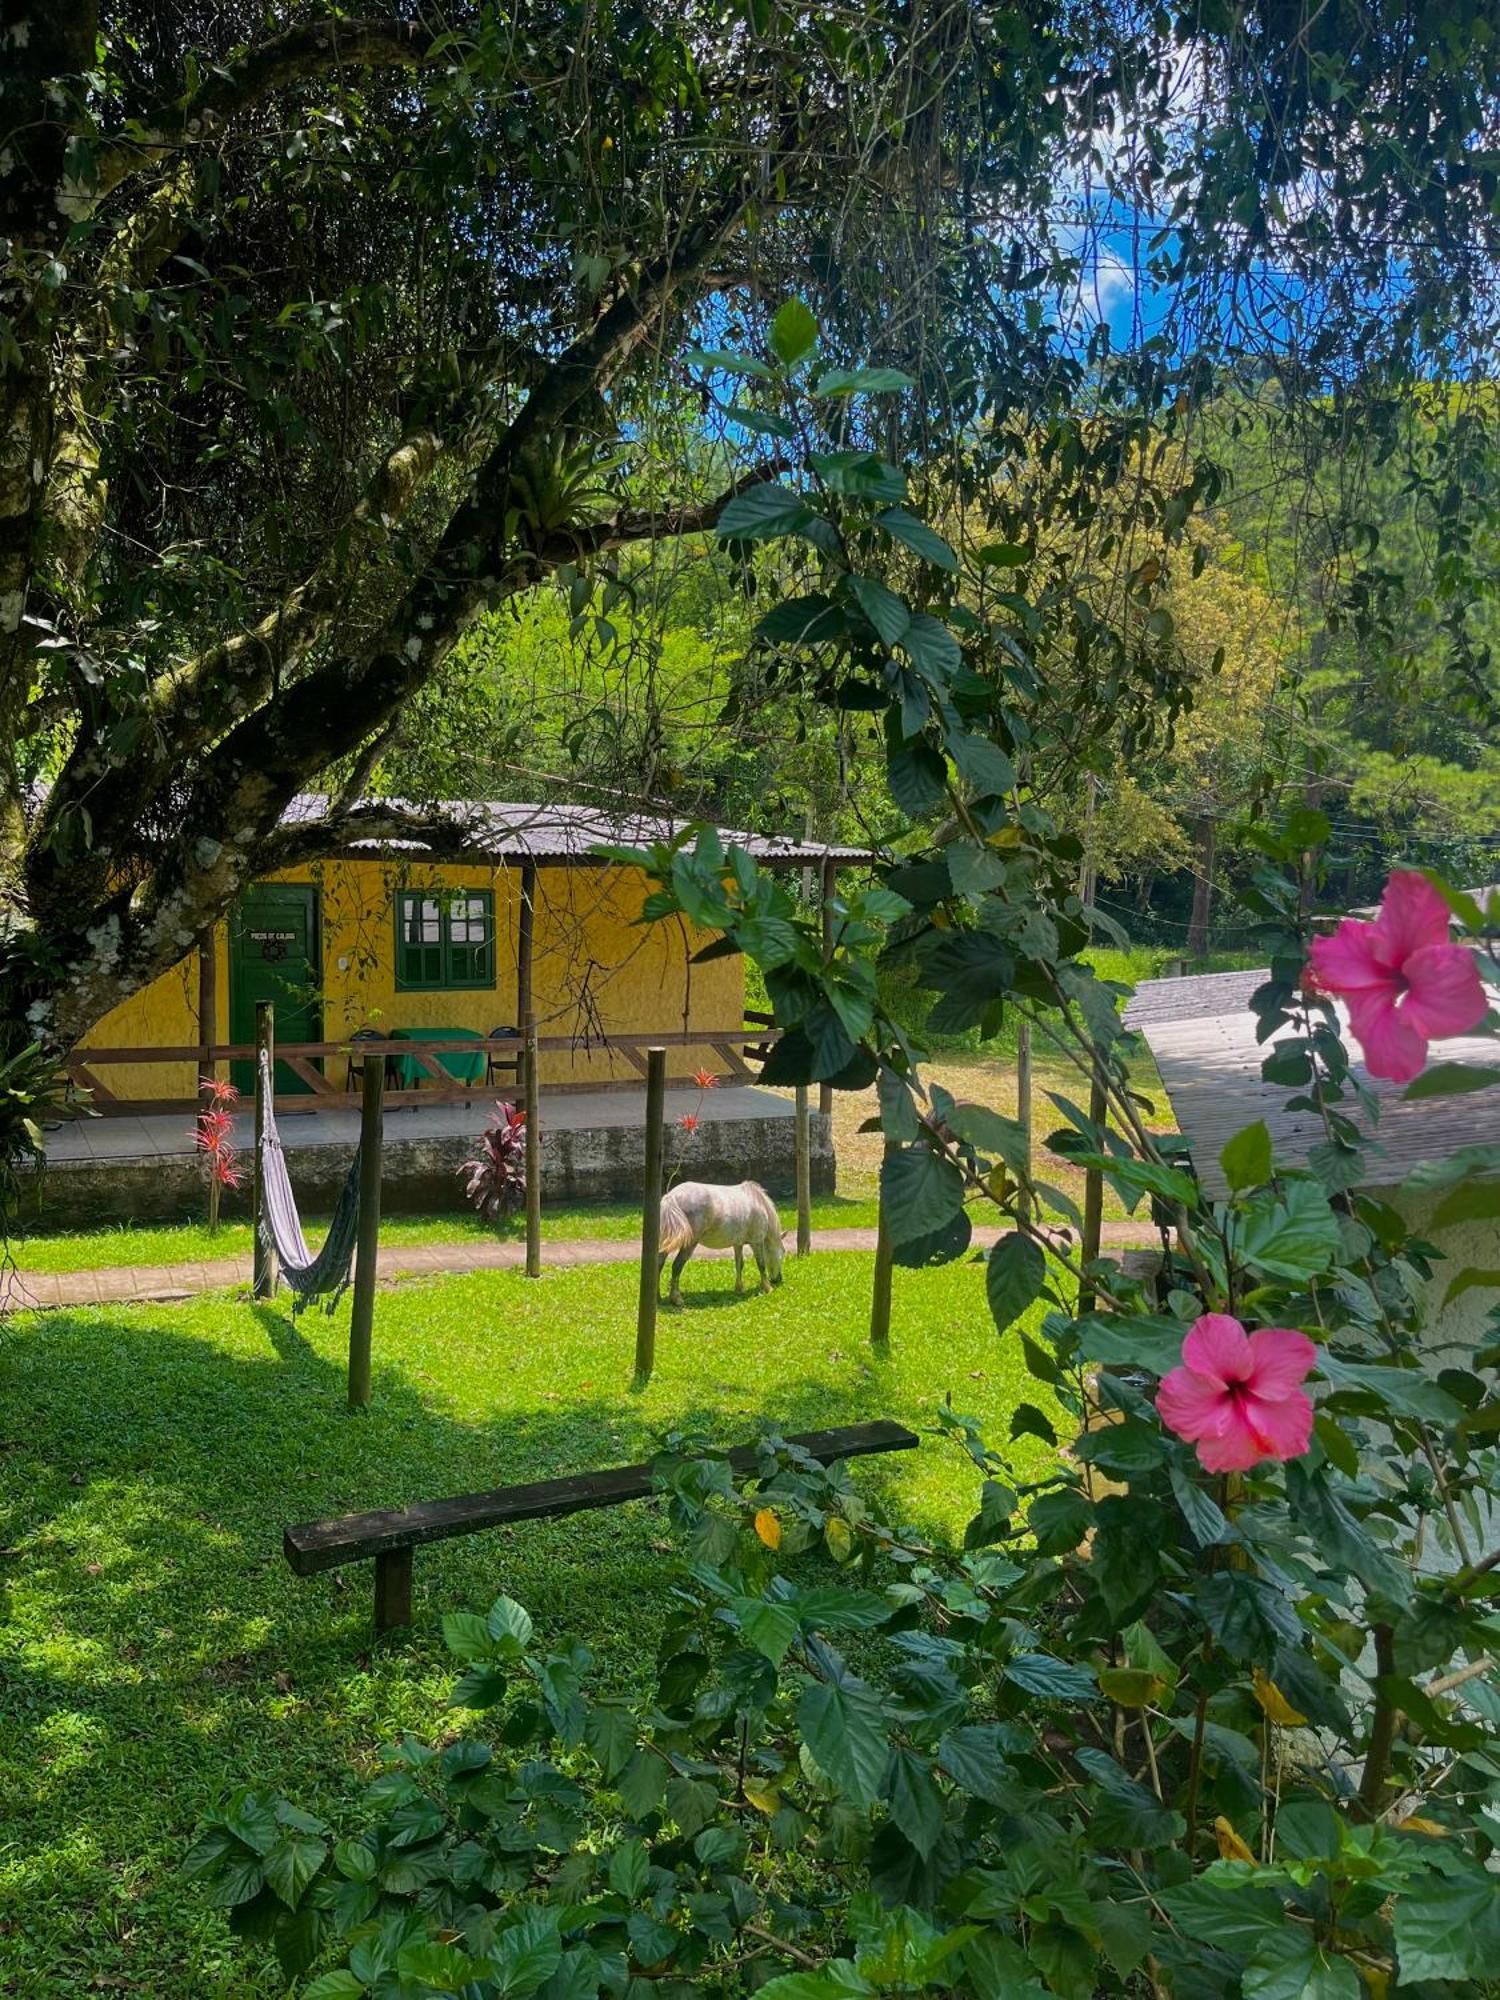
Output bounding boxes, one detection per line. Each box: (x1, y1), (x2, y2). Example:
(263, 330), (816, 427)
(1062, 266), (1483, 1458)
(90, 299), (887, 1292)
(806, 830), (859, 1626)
(0, 1251), (1053, 1996)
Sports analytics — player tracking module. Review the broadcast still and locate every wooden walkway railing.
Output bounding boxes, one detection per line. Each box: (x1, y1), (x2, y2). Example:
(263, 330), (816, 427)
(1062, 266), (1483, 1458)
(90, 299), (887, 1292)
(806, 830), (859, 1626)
(66, 1027), (779, 1117)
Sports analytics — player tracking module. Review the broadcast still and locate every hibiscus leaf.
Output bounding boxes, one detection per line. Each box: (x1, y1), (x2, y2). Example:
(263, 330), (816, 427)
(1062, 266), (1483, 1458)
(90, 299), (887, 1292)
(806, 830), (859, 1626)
(1198, 1574), (1301, 1658)
(1232, 1180), (1341, 1280)
(1285, 1462), (1411, 1603)
(1169, 1463), (1233, 1548)
(1394, 1862), (1500, 1982)
(798, 1680), (889, 1807)
(1432, 1178), (1500, 1228)
(1220, 1119), (1273, 1191)
(1403, 1061), (1500, 1099)
(984, 1232), (1047, 1334)
(880, 1143), (965, 1245)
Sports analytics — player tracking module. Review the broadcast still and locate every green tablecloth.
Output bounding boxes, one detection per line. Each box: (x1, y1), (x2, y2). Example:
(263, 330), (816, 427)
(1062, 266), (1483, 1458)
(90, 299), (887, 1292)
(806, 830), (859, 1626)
(390, 1026), (486, 1088)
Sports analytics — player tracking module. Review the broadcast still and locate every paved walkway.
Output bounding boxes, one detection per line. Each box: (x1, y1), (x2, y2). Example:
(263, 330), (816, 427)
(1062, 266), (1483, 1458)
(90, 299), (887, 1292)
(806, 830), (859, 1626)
(2, 1220), (1159, 1314)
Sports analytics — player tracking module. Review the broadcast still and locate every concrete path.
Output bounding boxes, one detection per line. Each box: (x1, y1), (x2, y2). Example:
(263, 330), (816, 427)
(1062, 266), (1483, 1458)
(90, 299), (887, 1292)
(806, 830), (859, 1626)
(1, 1219), (1159, 1314)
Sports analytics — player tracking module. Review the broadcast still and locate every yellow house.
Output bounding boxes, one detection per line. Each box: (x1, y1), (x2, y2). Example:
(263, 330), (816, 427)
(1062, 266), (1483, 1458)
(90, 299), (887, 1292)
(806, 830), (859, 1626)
(74, 797), (861, 1111)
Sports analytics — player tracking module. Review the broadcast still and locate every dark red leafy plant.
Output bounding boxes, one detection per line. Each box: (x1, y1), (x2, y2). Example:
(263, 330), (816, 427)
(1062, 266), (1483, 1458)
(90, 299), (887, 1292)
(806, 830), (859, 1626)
(460, 1101), (530, 1225)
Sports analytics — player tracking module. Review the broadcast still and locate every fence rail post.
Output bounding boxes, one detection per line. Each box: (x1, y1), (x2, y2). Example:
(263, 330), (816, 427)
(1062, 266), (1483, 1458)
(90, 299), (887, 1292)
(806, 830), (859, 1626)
(794, 1083), (812, 1255)
(634, 1046), (667, 1382)
(1078, 1057), (1108, 1316)
(870, 1141), (894, 1350)
(1015, 1020), (1033, 1231)
(524, 1013), (541, 1279)
(251, 1001), (277, 1299)
(818, 857), (836, 1118)
(348, 1054), (384, 1407)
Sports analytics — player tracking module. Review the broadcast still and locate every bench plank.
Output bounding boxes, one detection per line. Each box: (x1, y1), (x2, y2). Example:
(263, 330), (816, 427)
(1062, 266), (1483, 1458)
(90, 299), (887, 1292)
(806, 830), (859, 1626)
(284, 1420), (918, 1577)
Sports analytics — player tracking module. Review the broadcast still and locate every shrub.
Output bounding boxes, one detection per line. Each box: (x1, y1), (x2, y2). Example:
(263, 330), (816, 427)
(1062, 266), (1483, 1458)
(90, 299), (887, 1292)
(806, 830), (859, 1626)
(461, 1102), (530, 1226)
(186, 1398), (1500, 1996)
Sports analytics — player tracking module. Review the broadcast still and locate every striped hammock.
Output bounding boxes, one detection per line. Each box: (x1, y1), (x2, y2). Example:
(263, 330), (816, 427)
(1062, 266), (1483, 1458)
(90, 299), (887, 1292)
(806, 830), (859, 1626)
(255, 1048), (362, 1315)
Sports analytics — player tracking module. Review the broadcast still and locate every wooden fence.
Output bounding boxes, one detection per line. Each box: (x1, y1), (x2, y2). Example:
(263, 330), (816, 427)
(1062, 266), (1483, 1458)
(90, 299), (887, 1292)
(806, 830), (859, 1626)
(66, 1027), (778, 1117)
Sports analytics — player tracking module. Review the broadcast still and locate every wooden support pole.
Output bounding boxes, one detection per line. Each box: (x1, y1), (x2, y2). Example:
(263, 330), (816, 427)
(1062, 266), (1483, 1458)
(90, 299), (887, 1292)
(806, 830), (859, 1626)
(818, 856), (836, 1118)
(1016, 1016), (1040, 1232)
(517, 862), (536, 1033)
(1078, 1059), (1107, 1317)
(870, 1141), (894, 1349)
(524, 1012), (541, 1279)
(199, 936), (221, 1231)
(251, 1001), (277, 1299)
(373, 1546), (413, 1633)
(794, 1083), (812, 1255)
(348, 1054), (384, 1408)
(197, 937), (217, 1083)
(635, 1046), (667, 1382)
(1015, 1020), (1033, 1231)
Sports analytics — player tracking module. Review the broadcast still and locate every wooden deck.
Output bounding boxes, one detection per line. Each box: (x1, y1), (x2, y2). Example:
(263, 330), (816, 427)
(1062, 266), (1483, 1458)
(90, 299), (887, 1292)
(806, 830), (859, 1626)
(1125, 972), (1500, 1194)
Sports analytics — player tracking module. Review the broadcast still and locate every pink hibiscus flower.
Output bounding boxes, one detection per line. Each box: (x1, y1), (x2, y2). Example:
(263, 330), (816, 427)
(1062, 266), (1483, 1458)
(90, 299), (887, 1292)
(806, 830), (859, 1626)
(1306, 870), (1486, 1084)
(1157, 1313), (1317, 1474)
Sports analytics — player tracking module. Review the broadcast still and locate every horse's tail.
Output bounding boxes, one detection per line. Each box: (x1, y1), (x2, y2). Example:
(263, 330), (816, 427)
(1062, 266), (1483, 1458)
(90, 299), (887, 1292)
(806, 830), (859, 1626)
(745, 1181), (782, 1235)
(658, 1192), (696, 1257)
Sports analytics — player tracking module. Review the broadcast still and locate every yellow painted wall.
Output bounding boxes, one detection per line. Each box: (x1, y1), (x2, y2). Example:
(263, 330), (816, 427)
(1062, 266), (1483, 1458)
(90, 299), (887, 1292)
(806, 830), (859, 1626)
(78, 858), (744, 1100)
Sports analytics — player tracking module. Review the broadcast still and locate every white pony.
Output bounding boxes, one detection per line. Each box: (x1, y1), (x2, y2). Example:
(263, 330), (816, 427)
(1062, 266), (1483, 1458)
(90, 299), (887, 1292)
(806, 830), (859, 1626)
(657, 1180), (785, 1305)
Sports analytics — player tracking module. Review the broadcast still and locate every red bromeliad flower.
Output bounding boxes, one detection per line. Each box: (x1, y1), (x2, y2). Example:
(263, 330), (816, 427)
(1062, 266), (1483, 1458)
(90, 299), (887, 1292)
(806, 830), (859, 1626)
(200, 1075), (240, 1110)
(1157, 1313), (1317, 1474)
(680, 1113), (699, 1133)
(195, 1108), (235, 1150)
(1307, 871), (1487, 1083)
(692, 1067), (719, 1090)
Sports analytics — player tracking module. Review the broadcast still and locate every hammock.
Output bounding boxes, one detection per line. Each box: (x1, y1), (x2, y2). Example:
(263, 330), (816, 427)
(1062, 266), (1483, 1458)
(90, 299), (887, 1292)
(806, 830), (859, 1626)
(256, 1047), (363, 1314)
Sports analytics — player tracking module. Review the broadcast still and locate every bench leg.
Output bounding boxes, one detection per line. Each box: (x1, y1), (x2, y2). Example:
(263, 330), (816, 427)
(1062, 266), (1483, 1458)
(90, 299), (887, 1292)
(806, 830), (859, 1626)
(373, 1548), (413, 1633)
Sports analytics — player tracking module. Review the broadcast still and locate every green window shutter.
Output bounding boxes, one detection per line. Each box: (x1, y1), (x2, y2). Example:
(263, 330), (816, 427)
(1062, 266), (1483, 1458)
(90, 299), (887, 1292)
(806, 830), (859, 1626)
(396, 894), (446, 990)
(396, 889), (494, 990)
(446, 891), (494, 988)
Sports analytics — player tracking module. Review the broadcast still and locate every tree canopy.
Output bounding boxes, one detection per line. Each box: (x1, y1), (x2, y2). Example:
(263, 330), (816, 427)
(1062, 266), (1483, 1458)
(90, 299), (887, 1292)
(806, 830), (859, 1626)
(3, 0), (1499, 1058)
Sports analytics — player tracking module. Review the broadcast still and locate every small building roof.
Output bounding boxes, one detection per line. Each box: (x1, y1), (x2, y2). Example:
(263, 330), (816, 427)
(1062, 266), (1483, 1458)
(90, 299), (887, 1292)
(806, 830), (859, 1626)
(1123, 969), (1500, 1194)
(283, 794), (873, 868)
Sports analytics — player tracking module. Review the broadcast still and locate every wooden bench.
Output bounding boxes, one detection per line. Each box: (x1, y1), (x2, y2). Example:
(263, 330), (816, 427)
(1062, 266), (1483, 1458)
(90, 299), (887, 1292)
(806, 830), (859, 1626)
(284, 1419), (918, 1633)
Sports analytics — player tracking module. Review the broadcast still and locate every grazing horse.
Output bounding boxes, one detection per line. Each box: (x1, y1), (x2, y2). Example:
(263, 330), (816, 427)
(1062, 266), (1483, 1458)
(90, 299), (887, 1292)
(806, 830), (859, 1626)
(657, 1180), (785, 1305)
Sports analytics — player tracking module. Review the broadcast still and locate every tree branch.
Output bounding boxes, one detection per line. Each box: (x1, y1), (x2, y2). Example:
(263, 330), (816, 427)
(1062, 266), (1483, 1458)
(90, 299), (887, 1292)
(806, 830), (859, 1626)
(258, 800), (495, 874)
(34, 113), (827, 1035)
(27, 423), (451, 922)
(88, 18), (443, 208)
(551, 462), (789, 564)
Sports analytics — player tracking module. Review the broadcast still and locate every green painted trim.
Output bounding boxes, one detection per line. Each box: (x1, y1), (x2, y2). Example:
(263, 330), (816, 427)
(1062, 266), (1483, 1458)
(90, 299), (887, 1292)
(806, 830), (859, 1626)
(394, 887), (496, 992)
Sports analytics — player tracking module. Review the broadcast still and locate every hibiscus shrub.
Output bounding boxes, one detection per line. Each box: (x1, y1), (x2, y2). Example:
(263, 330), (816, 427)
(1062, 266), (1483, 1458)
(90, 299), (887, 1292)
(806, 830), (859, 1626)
(187, 1386), (1500, 1997)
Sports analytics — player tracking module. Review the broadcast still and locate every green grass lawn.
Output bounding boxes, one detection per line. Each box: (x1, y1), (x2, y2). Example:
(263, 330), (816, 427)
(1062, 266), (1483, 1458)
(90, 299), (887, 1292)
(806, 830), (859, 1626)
(11, 1194), (887, 1275)
(0, 1252), (1052, 1996)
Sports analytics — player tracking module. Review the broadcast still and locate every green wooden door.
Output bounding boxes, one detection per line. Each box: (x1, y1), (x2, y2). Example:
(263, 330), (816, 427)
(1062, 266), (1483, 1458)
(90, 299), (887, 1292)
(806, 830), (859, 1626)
(229, 886), (322, 1094)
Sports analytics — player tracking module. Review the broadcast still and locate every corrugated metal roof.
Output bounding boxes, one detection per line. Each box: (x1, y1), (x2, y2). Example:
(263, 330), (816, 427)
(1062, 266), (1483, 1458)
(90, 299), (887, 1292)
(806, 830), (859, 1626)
(1125, 969), (1500, 1191)
(284, 794), (873, 866)
(1122, 968), (1267, 1028)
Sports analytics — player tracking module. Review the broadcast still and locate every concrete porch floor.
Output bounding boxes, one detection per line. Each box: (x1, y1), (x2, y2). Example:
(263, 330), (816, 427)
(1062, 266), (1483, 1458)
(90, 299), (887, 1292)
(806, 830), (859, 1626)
(44, 1083), (792, 1167)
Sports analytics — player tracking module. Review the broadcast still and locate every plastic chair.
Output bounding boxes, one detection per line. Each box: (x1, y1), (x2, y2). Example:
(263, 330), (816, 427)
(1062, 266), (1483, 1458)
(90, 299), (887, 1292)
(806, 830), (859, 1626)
(346, 1026), (392, 1094)
(486, 1025), (522, 1090)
